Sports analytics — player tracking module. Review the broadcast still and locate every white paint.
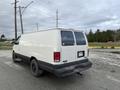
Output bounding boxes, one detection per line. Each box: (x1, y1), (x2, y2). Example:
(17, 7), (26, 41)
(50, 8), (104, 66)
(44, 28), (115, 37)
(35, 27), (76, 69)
(4, 61), (24, 70)
(0, 55), (11, 58)
(107, 75), (120, 83)
(92, 69), (120, 84)
(90, 52), (120, 68)
(108, 62), (120, 67)
(92, 68), (101, 73)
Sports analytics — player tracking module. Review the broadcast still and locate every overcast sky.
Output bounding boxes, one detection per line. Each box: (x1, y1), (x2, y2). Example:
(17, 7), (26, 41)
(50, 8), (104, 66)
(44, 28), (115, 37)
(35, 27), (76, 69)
(0, 0), (120, 38)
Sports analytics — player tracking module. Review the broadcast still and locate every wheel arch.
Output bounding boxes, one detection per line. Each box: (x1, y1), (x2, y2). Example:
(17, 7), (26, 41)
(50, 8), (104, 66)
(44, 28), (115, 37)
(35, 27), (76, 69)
(30, 56), (37, 62)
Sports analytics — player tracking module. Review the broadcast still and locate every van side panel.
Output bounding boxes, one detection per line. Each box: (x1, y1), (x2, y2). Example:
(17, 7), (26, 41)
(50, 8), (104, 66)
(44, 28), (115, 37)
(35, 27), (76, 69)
(18, 30), (61, 65)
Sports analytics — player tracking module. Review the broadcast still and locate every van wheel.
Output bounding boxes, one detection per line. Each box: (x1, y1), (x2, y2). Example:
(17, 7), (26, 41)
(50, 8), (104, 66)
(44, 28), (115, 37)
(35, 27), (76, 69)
(30, 59), (44, 77)
(12, 51), (17, 63)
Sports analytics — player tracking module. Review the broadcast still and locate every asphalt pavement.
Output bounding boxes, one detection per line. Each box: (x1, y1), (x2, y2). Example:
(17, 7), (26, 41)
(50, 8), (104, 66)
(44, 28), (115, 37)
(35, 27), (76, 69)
(0, 49), (120, 90)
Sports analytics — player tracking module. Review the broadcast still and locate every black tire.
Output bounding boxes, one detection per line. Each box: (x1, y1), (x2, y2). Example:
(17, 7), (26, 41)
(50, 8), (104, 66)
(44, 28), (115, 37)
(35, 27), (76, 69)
(12, 51), (17, 63)
(30, 59), (44, 77)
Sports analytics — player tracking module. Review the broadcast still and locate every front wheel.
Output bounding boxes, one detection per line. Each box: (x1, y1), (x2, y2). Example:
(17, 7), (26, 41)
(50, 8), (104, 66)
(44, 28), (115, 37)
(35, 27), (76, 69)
(30, 59), (44, 77)
(12, 51), (17, 63)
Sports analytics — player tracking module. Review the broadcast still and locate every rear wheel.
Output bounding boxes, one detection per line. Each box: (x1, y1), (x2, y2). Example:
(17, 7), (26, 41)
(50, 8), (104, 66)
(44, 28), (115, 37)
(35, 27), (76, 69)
(30, 59), (44, 77)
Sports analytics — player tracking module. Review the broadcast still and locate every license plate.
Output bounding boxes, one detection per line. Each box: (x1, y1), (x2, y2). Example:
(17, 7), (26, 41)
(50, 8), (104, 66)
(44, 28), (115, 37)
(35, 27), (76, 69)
(77, 51), (84, 58)
(79, 52), (83, 56)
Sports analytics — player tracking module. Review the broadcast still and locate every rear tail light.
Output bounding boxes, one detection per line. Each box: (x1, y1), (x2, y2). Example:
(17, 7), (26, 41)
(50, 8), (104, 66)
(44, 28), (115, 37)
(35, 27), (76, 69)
(54, 52), (60, 62)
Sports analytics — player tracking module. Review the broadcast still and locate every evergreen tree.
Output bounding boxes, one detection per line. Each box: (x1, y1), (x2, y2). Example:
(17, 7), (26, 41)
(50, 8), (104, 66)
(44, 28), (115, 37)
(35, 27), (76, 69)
(1, 34), (5, 40)
(87, 29), (120, 42)
(87, 29), (95, 42)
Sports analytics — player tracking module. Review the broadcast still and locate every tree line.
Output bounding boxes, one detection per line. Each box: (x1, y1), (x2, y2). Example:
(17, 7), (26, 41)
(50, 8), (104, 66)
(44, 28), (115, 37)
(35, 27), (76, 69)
(87, 29), (120, 42)
(0, 34), (6, 41)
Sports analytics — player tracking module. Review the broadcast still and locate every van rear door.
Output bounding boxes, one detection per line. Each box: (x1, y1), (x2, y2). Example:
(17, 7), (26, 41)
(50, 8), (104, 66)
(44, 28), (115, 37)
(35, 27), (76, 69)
(61, 31), (76, 63)
(61, 31), (87, 63)
(74, 32), (87, 61)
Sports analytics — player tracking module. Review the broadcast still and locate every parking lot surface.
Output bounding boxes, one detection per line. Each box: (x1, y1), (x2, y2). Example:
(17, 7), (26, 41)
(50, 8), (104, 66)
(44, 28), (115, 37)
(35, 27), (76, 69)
(0, 49), (120, 90)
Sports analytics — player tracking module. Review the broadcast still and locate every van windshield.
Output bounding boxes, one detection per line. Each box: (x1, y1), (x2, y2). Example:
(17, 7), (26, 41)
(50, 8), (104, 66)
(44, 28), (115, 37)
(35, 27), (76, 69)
(61, 31), (74, 46)
(74, 32), (86, 45)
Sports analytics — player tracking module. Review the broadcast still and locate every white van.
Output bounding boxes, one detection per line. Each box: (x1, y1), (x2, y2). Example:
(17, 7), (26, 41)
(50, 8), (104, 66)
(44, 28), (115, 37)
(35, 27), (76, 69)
(12, 28), (92, 77)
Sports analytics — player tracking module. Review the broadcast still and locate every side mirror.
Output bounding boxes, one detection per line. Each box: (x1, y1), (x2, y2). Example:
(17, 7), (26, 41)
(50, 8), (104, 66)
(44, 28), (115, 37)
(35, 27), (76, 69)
(11, 41), (19, 45)
(14, 41), (19, 45)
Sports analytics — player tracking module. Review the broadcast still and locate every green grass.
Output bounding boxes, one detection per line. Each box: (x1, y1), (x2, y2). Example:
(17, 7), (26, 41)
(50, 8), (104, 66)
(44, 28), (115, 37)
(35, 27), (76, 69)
(0, 41), (13, 50)
(89, 42), (120, 49)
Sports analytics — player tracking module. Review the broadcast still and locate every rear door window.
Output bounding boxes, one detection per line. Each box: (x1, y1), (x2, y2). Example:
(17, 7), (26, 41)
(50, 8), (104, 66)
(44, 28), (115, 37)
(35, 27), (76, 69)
(74, 32), (86, 45)
(61, 31), (74, 46)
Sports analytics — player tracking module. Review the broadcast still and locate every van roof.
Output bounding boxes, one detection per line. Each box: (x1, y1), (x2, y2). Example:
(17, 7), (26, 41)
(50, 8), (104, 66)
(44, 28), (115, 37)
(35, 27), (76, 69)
(58, 28), (82, 32)
(23, 28), (83, 35)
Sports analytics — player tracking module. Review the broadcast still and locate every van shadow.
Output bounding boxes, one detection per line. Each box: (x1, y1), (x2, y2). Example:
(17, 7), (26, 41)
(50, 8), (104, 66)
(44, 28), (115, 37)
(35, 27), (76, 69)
(15, 61), (88, 87)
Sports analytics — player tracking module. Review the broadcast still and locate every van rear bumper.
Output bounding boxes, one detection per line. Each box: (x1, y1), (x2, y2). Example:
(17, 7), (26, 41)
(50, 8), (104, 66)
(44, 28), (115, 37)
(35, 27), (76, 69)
(53, 59), (92, 77)
(38, 58), (92, 77)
